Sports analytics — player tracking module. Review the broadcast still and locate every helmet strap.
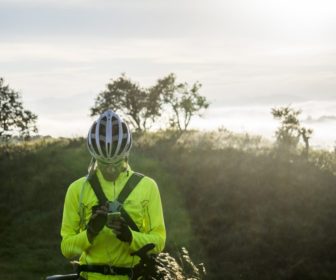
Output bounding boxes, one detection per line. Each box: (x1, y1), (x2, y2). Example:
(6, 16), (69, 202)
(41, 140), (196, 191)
(87, 157), (97, 176)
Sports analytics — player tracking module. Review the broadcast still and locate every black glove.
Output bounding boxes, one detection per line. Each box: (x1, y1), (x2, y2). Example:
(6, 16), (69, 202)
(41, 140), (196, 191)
(87, 204), (108, 243)
(109, 216), (132, 243)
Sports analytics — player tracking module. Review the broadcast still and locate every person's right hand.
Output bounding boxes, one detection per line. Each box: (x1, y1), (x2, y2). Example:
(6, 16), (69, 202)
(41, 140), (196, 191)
(87, 204), (108, 243)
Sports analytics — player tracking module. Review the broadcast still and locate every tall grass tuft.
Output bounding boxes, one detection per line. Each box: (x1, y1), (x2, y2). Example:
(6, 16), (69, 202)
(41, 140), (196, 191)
(150, 247), (206, 279)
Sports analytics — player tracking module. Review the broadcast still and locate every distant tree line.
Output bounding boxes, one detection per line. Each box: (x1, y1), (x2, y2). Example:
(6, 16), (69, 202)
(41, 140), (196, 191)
(0, 74), (316, 157)
(0, 74), (210, 140)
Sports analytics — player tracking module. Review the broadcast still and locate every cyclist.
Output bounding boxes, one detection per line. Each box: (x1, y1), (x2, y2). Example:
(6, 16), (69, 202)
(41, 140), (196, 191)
(60, 109), (166, 279)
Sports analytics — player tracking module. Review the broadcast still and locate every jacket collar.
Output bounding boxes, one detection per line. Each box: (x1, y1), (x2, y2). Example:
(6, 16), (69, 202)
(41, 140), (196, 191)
(96, 164), (132, 186)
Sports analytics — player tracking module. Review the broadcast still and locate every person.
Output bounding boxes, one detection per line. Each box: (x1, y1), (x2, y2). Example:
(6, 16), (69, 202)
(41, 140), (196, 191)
(60, 109), (166, 280)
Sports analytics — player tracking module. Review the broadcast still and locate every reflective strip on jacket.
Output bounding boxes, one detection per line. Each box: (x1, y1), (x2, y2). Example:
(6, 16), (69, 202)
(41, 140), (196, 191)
(60, 167), (166, 280)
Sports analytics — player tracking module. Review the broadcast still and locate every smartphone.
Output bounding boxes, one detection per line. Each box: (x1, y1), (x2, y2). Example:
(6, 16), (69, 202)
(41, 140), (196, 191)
(106, 212), (121, 228)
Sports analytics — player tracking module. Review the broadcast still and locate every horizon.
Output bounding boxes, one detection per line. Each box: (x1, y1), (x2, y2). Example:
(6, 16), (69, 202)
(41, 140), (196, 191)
(22, 102), (336, 151)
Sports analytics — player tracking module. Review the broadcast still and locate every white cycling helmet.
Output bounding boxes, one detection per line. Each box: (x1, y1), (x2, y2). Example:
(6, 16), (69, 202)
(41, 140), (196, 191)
(87, 109), (132, 163)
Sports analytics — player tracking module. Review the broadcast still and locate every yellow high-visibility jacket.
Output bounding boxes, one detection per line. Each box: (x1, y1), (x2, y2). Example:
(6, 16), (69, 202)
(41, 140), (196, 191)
(60, 167), (166, 280)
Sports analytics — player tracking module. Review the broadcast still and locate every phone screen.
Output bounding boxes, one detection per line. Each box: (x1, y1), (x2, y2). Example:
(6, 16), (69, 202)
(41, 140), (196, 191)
(106, 212), (121, 227)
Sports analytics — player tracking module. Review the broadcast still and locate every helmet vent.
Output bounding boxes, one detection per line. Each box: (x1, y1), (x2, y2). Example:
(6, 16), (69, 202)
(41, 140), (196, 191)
(87, 109), (132, 161)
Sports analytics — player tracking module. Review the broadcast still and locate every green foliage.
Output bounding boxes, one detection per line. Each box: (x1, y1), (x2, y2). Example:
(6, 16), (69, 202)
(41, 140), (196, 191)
(0, 78), (38, 139)
(130, 142), (196, 252)
(90, 74), (161, 132)
(0, 137), (200, 280)
(0, 138), (90, 280)
(90, 73), (210, 132)
(309, 148), (336, 176)
(135, 131), (336, 280)
(0, 131), (335, 280)
(156, 73), (209, 131)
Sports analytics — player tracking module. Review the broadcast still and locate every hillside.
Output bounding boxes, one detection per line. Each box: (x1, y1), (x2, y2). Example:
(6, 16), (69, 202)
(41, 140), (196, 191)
(0, 131), (335, 279)
(0, 137), (197, 280)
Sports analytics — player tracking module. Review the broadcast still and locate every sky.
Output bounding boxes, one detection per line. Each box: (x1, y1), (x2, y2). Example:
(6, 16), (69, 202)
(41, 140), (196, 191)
(1, 0), (336, 148)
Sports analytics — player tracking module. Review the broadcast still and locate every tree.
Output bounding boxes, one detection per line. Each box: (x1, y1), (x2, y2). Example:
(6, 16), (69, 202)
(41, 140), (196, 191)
(271, 106), (313, 157)
(90, 74), (161, 132)
(300, 127), (313, 158)
(153, 73), (210, 132)
(90, 73), (210, 133)
(0, 78), (38, 139)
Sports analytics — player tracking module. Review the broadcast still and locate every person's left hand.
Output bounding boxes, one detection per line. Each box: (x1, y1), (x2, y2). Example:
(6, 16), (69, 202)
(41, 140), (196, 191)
(109, 216), (132, 243)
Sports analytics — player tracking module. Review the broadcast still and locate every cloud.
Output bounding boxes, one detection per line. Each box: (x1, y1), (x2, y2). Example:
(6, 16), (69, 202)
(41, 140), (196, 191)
(0, 1), (225, 39)
(2, 37), (336, 108)
(0, 38), (189, 63)
(1, 0), (336, 43)
(305, 115), (336, 123)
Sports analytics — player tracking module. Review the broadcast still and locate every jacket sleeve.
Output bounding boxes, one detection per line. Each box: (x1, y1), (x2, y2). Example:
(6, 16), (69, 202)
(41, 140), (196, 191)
(129, 179), (166, 254)
(60, 181), (91, 259)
